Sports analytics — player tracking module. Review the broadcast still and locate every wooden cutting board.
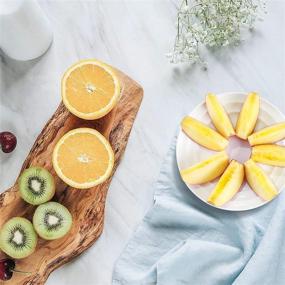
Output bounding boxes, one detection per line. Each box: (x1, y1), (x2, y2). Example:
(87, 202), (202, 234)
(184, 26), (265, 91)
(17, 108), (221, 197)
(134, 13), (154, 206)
(0, 68), (143, 285)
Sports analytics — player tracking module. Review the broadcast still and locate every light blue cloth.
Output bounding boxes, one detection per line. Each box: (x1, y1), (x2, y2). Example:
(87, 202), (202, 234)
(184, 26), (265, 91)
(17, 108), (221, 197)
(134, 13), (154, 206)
(112, 136), (285, 285)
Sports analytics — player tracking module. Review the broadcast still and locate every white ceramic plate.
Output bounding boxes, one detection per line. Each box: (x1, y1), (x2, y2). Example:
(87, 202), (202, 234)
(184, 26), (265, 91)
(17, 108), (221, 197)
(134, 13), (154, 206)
(176, 92), (285, 211)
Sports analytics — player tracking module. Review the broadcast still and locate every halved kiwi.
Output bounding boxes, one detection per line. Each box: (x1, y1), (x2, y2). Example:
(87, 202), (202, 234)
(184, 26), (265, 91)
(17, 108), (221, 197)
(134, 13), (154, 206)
(0, 217), (38, 259)
(19, 167), (55, 205)
(33, 202), (72, 240)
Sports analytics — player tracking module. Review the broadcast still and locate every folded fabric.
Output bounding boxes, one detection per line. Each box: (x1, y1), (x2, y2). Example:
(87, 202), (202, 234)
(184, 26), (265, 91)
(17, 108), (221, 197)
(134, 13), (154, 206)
(112, 136), (285, 285)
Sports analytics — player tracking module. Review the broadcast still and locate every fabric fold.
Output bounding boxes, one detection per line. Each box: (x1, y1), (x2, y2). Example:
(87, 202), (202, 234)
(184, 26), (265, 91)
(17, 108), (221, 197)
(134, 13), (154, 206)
(113, 136), (284, 285)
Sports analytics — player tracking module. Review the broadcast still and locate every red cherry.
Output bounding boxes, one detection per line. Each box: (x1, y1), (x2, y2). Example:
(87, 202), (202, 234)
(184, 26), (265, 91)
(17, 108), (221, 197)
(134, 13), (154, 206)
(0, 259), (15, 281)
(0, 259), (30, 281)
(0, 132), (17, 153)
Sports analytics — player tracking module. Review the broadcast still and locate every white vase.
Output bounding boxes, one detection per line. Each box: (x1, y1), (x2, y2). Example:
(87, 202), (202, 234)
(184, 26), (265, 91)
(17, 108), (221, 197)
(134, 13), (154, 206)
(0, 0), (53, 61)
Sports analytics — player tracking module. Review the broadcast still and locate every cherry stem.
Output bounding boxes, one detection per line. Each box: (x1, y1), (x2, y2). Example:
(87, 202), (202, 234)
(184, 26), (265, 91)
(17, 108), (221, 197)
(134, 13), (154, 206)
(11, 269), (31, 275)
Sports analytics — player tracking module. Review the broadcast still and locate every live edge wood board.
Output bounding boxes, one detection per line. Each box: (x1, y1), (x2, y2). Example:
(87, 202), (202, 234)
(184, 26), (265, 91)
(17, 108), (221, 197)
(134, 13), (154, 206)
(0, 68), (143, 285)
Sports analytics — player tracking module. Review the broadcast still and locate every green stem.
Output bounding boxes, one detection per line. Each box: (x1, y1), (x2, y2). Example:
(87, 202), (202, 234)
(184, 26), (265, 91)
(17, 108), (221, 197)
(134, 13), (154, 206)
(11, 269), (31, 275)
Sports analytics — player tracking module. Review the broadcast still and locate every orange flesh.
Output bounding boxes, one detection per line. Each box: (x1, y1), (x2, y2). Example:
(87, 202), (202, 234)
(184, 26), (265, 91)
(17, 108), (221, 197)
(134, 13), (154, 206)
(56, 132), (110, 184)
(65, 64), (115, 113)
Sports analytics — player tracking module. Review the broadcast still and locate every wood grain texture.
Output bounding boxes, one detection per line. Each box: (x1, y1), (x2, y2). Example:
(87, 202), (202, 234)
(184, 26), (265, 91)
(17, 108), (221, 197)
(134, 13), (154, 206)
(0, 69), (143, 285)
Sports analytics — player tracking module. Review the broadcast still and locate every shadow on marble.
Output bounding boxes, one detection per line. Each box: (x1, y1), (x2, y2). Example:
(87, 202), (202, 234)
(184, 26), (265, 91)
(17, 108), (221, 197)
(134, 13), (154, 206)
(0, 50), (41, 85)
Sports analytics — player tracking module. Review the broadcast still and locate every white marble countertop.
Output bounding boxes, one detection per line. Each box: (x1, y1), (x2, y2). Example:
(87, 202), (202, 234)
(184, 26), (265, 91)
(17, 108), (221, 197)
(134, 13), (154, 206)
(0, 0), (285, 284)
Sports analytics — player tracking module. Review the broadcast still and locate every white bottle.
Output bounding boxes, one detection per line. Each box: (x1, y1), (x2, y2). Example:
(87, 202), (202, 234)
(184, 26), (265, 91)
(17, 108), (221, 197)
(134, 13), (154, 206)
(0, 0), (53, 61)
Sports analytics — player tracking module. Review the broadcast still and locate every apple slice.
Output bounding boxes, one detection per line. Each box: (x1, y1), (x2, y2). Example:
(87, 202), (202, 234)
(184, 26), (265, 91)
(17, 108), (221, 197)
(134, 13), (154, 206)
(208, 160), (244, 206)
(206, 93), (235, 138)
(181, 116), (229, 151)
(180, 151), (229, 185)
(236, 92), (260, 139)
(251, 144), (285, 167)
(244, 159), (278, 201)
(248, 122), (285, 146)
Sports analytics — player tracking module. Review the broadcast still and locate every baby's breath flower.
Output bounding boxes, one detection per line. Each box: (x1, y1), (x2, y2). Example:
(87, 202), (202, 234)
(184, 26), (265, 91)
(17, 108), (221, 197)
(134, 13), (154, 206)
(168, 0), (266, 67)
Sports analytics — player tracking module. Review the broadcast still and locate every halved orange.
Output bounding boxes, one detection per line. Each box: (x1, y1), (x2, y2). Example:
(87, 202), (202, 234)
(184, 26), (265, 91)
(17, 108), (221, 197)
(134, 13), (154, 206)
(62, 59), (121, 120)
(52, 128), (114, 189)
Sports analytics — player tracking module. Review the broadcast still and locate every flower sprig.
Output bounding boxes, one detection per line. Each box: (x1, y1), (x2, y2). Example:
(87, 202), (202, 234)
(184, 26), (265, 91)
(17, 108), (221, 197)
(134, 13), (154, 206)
(167, 0), (266, 67)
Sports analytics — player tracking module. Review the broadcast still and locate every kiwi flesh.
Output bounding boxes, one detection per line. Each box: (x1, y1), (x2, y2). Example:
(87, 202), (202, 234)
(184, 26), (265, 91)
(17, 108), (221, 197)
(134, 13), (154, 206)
(33, 202), (72, 240)
(0, 217), (38, 259)
(19, 167), (55, 205)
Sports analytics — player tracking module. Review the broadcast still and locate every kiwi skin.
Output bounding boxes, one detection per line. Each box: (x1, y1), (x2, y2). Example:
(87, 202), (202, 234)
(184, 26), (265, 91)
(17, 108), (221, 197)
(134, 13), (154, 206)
(19, 166), (55, 205)
(0, 217), (38, 259)
(33, 202), (72, 241)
